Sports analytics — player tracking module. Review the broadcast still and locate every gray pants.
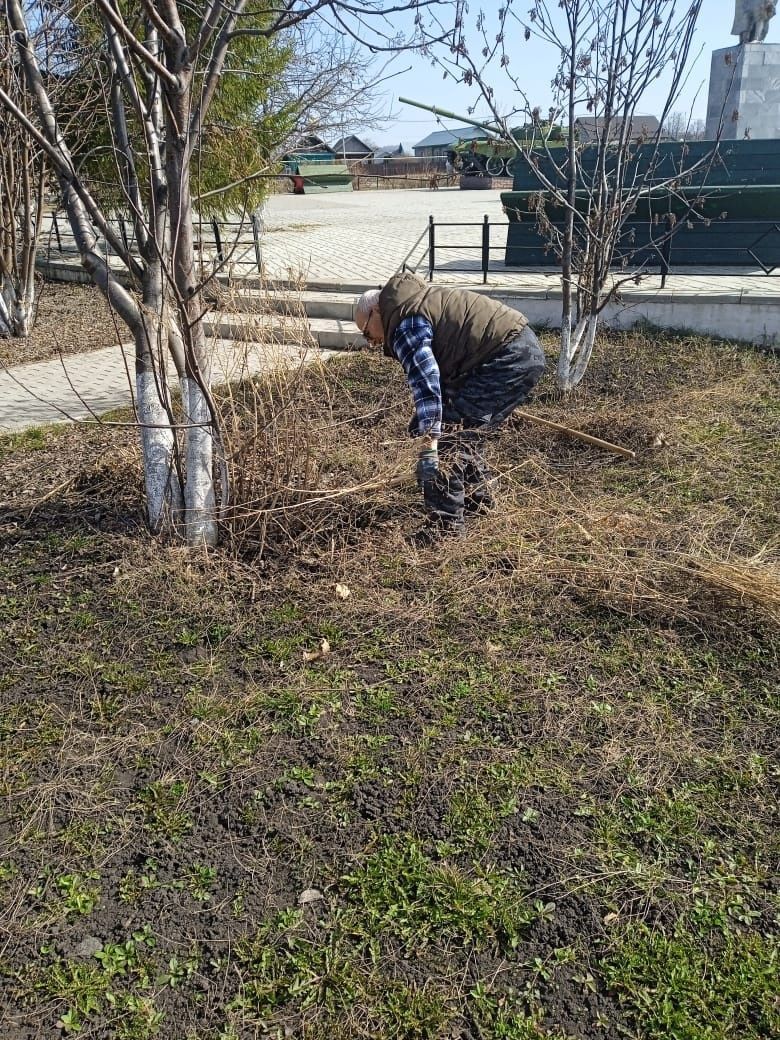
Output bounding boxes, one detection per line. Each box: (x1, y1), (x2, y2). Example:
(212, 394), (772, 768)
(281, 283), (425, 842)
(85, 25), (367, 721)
(423, 327), (546, 527)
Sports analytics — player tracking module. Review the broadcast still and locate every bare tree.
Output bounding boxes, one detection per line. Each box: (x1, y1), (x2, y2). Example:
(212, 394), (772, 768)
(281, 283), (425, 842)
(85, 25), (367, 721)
(664, 111), (707, 141)
(427, 0), (719, 390)
(0, 17), (45, 338)
(0, 0), (458, 545)
(1, 3), (101, 338)
(272, 23), (403, 146)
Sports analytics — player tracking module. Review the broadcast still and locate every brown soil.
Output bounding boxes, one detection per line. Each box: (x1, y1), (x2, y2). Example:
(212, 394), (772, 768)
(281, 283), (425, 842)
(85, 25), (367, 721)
(0, 329), (778, 1040)
(0, 281), (124, 368)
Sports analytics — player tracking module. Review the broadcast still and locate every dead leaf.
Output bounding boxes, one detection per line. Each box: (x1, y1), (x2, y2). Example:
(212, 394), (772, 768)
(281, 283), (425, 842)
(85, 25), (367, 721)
(603, 912), (620, 925)
(303, 637), (331, 663)
(569, 519), (593, 544)
(485, 640), (504, 653)
(335, 583), (351, 600)
(298, 887), (323, 905)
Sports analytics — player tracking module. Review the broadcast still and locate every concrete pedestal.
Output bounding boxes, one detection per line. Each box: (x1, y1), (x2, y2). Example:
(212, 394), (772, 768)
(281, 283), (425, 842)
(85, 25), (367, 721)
(706, 43), (780, 139)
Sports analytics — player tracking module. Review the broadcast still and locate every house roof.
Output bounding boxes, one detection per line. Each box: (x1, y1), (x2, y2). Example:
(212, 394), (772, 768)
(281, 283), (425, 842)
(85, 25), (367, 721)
(290, 134), (333, 152)
(330, 134), (374, 155)
(576, 115), (661, 139)
(373, 143), (407, 158)
(413, 126), (488, 149)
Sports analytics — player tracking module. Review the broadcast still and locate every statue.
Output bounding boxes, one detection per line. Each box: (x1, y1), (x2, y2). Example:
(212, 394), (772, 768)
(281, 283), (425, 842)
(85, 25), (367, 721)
(732, 1), (777, 43)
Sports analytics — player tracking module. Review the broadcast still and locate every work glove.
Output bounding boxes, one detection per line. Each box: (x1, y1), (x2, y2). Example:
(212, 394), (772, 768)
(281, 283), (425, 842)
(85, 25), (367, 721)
(416, 447), (439, 488)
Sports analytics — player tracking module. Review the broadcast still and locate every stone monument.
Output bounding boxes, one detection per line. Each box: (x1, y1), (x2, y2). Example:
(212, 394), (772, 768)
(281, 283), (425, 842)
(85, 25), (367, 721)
(705, 2), (780, 138)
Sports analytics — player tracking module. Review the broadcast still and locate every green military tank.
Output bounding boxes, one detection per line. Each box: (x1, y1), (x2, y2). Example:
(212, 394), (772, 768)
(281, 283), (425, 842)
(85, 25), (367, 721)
(399, 97), (564, 178)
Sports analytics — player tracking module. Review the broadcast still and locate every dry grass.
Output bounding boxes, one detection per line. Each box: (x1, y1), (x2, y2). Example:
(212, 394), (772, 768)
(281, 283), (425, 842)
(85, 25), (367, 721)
(4, 315), (776, 631)
(184, 322), (780, 632)
(681, 552), (780, 617)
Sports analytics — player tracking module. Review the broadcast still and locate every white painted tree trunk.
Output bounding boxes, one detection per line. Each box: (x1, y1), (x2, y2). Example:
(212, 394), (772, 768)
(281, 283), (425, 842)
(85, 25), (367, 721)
(0, 281), (16, 337)
(0, 270), (36, 338)
(181, 375), (217, 546)
(557, 313), (599, 392)
(570, 315), (599, 388)
(165, 73), (219, 547)
(136, 366), (183, 531)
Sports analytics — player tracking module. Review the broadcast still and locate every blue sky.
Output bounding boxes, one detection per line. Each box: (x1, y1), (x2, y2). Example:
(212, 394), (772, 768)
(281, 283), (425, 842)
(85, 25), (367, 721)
(358, 0), (774, 148)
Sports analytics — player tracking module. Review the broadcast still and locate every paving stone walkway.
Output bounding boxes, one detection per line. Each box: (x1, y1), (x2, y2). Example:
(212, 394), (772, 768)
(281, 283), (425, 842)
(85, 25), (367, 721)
(226, 188), (780, 299)
(39, 187), (780, 297)
(0, 339), (330, 433)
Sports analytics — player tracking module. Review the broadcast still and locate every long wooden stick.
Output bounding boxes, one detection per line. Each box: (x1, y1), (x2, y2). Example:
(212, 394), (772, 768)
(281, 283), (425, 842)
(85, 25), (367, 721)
(382, 416), (636, 460)
(515, 410), (636, 459)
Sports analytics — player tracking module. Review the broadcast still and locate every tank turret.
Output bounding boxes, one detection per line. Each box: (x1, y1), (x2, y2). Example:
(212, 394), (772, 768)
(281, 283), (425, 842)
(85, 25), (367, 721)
(400, 97), (564, 178)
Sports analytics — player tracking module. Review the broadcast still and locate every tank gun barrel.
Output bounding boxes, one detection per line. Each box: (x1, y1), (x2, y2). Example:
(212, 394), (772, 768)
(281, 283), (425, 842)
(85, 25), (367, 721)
(398, 97), (503, 138)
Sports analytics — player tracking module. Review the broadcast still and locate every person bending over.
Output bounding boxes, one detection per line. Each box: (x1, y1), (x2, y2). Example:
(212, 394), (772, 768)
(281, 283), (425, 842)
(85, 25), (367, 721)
(355, 271), (546, 539)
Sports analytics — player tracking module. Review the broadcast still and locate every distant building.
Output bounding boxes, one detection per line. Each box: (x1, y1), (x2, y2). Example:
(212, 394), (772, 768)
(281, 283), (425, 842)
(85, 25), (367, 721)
(331, 135), (375, 161)
(575, 116), (661, 143)
(372, 143), (408, 164)
(412, 126), (487, 159)
(283, 135), (336, 165)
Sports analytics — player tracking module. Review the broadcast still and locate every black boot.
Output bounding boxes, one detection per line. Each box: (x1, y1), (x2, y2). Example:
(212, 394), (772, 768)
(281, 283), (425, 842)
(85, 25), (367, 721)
(459, 430), (495, 513)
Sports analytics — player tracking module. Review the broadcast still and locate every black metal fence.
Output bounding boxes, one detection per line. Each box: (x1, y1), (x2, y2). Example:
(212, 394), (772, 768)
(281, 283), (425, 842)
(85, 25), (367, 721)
(41, 212), (266, 277)
(401, 215), (507, 284)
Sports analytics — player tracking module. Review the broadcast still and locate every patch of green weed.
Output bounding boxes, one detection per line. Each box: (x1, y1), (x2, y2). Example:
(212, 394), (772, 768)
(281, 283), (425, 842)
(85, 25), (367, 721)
(341, 835), (535, 951)
(36, 926), (163, 1038)
(603, 922), (779, 1040)
(0, 425), (49, 452)
(136, 780), (192, 840)
(470, 979), (571, 1039)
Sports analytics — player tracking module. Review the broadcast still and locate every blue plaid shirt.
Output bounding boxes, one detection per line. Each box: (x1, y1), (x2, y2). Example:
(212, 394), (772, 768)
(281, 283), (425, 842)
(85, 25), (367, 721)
(391, 315), (442, 437)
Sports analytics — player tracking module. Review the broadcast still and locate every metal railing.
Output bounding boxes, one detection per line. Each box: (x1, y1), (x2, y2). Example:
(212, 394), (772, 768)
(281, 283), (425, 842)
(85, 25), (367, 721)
(401, 214), (506, 284)
(403, 212), (679, 287)
(41, 212), (267, 278)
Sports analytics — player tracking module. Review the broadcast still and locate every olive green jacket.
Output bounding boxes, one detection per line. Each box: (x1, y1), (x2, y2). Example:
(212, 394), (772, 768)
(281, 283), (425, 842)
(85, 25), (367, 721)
(379, 271), (528, 384)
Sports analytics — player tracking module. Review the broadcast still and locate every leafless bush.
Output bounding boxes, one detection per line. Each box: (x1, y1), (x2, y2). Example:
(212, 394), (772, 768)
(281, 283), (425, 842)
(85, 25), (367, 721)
(199, 280), (412, 559)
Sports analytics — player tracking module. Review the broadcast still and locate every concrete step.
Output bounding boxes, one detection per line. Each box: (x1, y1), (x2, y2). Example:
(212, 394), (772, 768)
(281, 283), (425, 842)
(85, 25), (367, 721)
(210, 287), (358, 321)
(203, 312), (362, 350)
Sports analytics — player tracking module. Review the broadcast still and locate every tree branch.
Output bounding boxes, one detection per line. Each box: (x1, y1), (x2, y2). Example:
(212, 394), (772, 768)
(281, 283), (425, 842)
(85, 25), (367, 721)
(94, 0), (180, 88)
(0, 82), (142, 280)
(189, 0), (249, 151)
